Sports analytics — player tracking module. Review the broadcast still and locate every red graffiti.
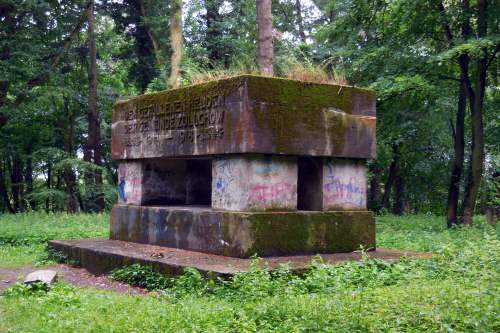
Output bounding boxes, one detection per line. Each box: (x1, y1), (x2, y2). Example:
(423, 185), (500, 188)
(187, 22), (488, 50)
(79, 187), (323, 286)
(249, 182), (294, 203)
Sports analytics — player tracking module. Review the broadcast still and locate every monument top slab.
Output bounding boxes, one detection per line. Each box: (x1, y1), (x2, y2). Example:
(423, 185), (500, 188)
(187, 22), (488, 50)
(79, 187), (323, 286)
(111, 75), (376, 160)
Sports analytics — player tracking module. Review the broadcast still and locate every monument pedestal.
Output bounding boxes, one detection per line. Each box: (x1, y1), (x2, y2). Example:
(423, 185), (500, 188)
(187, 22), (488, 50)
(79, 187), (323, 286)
(110, 205), (375, 258)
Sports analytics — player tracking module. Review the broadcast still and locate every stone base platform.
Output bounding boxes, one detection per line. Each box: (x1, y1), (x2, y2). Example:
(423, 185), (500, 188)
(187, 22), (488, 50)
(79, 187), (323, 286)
(110, 205), (376, 258)
(48, 239), (431, 276)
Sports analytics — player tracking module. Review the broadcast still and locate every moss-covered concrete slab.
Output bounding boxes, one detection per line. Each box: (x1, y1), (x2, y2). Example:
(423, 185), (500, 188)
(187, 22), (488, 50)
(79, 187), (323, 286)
(48, 239), (431, 276)
(110, 204), (375, 258)
(112, 75), (376, 160)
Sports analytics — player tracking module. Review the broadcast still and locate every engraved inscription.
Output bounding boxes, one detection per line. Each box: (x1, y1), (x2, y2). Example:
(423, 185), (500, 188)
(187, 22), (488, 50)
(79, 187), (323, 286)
(120, 93), (227, 146)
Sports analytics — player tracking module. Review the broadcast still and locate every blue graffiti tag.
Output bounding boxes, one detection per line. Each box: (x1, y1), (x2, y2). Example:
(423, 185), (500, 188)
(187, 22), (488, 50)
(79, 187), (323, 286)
(117, 179), (127, 202)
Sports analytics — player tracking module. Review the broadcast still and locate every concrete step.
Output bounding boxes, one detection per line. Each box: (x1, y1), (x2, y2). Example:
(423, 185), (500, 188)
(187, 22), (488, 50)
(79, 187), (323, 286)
(48, 239), (431, 277)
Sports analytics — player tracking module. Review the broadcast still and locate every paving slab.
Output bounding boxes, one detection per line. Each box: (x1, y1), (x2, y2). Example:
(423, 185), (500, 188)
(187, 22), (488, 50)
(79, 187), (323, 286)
(49, 239), (431, 276)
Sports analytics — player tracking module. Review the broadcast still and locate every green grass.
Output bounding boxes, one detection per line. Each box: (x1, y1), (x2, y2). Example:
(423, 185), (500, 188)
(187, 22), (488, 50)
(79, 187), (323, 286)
(0, 213), (108, 267)
(0, 213), (498, 332)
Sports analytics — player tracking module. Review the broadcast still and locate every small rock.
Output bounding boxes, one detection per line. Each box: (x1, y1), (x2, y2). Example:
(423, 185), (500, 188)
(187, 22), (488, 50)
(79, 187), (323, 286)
(24, 270), (58, 285)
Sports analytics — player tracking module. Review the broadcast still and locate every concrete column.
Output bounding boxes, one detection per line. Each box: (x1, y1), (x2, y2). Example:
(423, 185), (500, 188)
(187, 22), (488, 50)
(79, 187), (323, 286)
(212, 154), (297, 211)
(117, 162), (144, 205)
(322, 158), (367, 210)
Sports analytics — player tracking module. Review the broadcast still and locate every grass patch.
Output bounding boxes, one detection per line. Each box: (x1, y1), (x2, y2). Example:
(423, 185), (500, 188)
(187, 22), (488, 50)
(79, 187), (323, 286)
(0, 212), (107, 267)
(0, 213), (498, 331)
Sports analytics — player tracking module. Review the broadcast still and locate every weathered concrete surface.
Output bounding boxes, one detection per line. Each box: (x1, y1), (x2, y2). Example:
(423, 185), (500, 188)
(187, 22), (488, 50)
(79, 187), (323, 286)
(112, 75), (376, 160)
(322, 158), (367, 211)
(48, 239), (431, 276)
(110, 205), (375, 257)
(212, 155), (297, 211)
(118, 159), (213, 206)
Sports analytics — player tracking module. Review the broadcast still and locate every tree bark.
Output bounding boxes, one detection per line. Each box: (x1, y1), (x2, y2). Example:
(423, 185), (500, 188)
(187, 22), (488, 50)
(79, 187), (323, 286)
(46, 162), (52, 213)
(87, 0), (104, 212)
(0, 113), (6, 128)
(256, 0), (274, 76)
(25, 147), (35, 211)
(10, 156), (23, 212)
(382, 144), (399, 210)
(295, 0), (306, 42)
(368, 162), (382, 212)
(446, 81), (466, 227)
(0, 161), (14, 213)
(138, 0), (167, 82)
(63, 95), (78, 213)
(393, 173), (404, 215)
(169, 0), (183, 89)
(461, 0), (488, 225)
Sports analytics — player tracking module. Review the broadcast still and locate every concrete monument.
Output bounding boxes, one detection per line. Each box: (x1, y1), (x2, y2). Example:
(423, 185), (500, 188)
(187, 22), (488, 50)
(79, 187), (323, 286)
(110, 75), (376, 257)
(50, 75), (409, 276)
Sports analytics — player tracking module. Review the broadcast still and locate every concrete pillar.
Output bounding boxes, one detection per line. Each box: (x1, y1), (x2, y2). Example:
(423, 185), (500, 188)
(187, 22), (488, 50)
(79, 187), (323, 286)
(117, 162), (143, 205)
(322, 158), (367, 210)
(212, 154), (297, 211)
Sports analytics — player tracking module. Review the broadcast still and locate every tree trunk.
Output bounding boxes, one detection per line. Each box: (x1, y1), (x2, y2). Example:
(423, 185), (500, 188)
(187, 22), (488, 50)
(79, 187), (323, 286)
(295, 0), (306, 42)
(382, 144), (399, 210)
(256, 0), (274, 76)
(10, 156), (23, 213)
(393, 173), (404, 215)
(0, 161), (14, 213)
(138, 0), (167, 82)
(46, 162), (52, 213)
(25, 147), (35, 211)
(461, 0), (487, 225)
(63, 95), (78, 213)
(368, 162), (382, 212)
(0, 112), (7, 128)
(446, 81), (466, 227)
(87, 0), (104, 212)
(169, 0), (183, 89)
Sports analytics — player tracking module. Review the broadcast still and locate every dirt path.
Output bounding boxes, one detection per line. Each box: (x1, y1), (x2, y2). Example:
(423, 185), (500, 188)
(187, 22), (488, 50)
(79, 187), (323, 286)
(0, 265), (147, 295)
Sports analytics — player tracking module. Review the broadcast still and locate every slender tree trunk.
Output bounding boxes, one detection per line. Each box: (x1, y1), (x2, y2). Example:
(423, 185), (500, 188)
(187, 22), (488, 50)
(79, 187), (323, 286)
(25, 147), (35, 211)
(0, 161), (14, 213)
(138, 0), (167, 82)
(87, 0), (104, 212)
(169, 0), (183, 89)
(461, 0), (488, 225)
(368, 163), (382, 212)
(295, 0), (306, 42)
(46, 162), (52, 213)
(393, 173), (404, 215)
(256, 0), (274, 76)
(63, 95), (78, 213)
(10, 156), (23, 213)
(446, 81), (466, 227)
(0, 113), (7, 128)
(382, 144), (399, 210)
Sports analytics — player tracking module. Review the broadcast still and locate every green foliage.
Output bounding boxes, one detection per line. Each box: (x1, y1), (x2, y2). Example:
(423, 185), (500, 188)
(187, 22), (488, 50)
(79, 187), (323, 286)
(1, 214), (499, 331)
(111, 264), (169, 290)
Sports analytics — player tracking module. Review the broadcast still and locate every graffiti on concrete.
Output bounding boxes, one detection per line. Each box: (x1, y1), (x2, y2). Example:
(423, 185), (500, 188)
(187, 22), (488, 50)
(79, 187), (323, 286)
(323, 160), (366, 208)
(249, 182), (295, 204)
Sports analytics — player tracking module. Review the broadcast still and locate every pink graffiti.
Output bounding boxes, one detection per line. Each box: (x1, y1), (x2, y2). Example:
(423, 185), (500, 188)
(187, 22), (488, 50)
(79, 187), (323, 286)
(324, 176), (366, 205)
(249, 182), (294, 203)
